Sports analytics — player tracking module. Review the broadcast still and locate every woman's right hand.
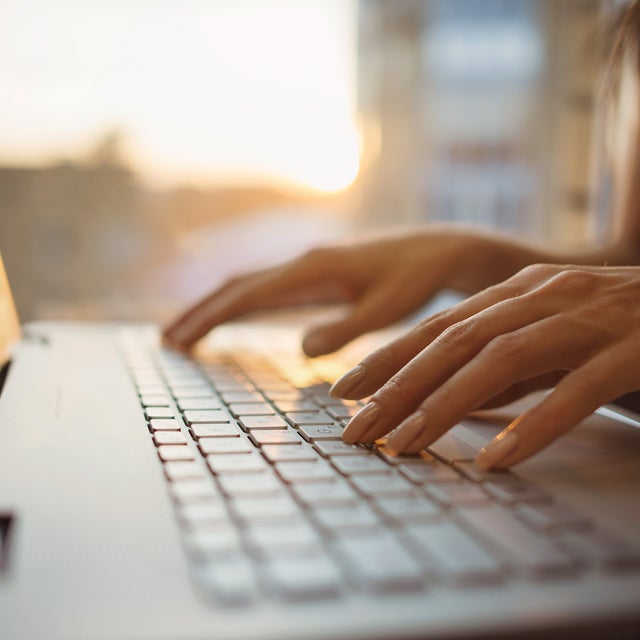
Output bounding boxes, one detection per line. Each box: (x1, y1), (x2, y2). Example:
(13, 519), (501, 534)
(163, 228), (537, 357)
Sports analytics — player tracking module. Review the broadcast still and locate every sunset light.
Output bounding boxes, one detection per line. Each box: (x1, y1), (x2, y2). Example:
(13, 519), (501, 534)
(0, 0), (359, 192)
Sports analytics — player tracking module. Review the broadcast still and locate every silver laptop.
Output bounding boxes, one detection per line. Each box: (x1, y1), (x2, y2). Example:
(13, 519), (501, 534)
(1, 254), (640, 640)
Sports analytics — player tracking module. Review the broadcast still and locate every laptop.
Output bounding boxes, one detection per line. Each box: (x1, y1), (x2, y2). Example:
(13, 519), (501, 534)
(1, 253), (640, 640)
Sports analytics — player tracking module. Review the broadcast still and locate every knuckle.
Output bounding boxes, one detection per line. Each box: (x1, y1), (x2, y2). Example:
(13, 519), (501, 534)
(299, 245), (340, 270)
(435, 319), (477, 348)
(374, 374), (416, 409)
(563, 369), (602, 399)
(224, 272), (249, 287)
(482, 331), (527, 363)
(362, 344), (398, 373)
(519, 263), (556, 280)
(545, 268), (599, 293)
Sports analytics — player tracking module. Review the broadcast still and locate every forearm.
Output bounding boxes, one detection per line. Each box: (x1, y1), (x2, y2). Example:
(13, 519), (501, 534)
(442, 226), (640, 295)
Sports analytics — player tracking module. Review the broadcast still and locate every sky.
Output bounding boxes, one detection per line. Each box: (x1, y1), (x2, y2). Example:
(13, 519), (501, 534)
(0, 0), (359, 192)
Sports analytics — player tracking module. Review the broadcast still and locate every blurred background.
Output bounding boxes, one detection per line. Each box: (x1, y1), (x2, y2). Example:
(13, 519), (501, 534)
(0, 0), (613, 323)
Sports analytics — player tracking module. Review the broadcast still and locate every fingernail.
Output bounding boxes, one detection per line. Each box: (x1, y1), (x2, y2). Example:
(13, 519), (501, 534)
(330, 365), (364, 398)
(476, 429), (520, 470)
(165, 325), (190, 346)
(162, 332), (185, 349)
(302, 332), (328, 357)
(342, 402), (379, 443)
(386, 412), (425, 453)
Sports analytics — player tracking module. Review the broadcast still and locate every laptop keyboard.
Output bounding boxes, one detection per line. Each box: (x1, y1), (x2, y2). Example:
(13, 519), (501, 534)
(120, 333), (640, 606)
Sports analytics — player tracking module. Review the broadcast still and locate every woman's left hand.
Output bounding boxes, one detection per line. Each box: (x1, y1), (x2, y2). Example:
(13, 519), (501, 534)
(331, 264), (640, 469)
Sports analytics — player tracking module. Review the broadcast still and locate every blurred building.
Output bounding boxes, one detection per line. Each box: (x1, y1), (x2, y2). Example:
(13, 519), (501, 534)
(0, 137), (143, 320)
(356, 0), (603, 245)
(0, 133), (350, 322)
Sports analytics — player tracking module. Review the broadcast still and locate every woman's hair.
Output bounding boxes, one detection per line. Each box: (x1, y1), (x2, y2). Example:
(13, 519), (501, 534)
(602, 0), (640, 101)
(601, 0), (640, 242)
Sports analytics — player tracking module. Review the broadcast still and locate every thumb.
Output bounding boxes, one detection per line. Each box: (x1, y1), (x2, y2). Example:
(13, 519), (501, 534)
(301, 271), (443, 357)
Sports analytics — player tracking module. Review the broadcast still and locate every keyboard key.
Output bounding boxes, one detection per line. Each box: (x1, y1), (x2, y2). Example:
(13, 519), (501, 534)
(167, 376), (208, 388)
(453, 461), (512, 484)
(484, 479), (551, 505)
(298, 424), (345, 441)
(290, 480), (359, 507)
(184, 524), (242, 557)
(376, 449), (402, 465)
(312, 504), (382, 533)
(275, 399), (319, 413)
(374, 495), (440, 523)
(137, 384), (167, 396)
(514, 502), (592, 532)
(334, 532), (424, 593)
(250, 429), (302, 446)
(178, 501), (230, 527)
(406, 521), (505, 585)
(557, 529), (640, 571)
(351, 473), (416, 498)
(426, 483), (491, 507)
(239, 415), (288, 431)
(171, 385), (214, 398)
(149, 418), (182, 431)
(164, 460), (209, 481)
(261, 444), (317, 463)
(191, 423), (240, 439)
(455, 505), (578, 577)
(169, 478), (220, 503)
(305, 386), (334, 405)
(196, 556), (257, 605)
(153, 431), (187, 446)
(314, 441), (369, 457)
(397, 457), (461, 484)
(286, 411), (336, 427)
(157, 444), (195, 461)
(217, 472), (285, 497)
(261, 553), (342, 600)
(427, 430), (478, 462)
(245, 520), (322, 555)
(332, 455), (390, 476)
(231, 495), (301, 522)
(327, 405), (359, 421)
(276, 460), (336, 483)
(212, 381), (255, 394)
(261, 389), (307, 401)
(134, 375), (163, 387)
(199, 437), (254, 455)
(177, 398), (223, 411)
(184, 410), (231, 425)
(229, 403), (274, 417)
(140, 394), (170, 407)
(207, 453), (268, 474)
(145, 407), (174, 419)
(221, 391), (265, 404)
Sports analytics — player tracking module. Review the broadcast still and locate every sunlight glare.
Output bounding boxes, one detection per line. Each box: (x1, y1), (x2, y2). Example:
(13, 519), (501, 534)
(0, 0), (359, 192)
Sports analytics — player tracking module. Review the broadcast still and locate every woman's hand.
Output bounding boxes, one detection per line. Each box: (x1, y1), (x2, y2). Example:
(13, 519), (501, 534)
(163, 228), (535, 357)
(332, 264), (640, 469)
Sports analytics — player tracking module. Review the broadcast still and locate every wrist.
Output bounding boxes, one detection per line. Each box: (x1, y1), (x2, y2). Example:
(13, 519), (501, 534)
(445, 230), (542, 293)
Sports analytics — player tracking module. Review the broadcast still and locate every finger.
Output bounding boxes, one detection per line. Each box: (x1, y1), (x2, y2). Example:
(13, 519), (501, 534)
(302, 267), (444, 357)
(163, 271), (261, 346)
(475, 371), (566, 410)
(341, 292), (567, 445)
(331, 271), (553, 399)
(164, 255), (341, 347)
(477, 333), (640, 469)
(384, 314), (597, 454)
